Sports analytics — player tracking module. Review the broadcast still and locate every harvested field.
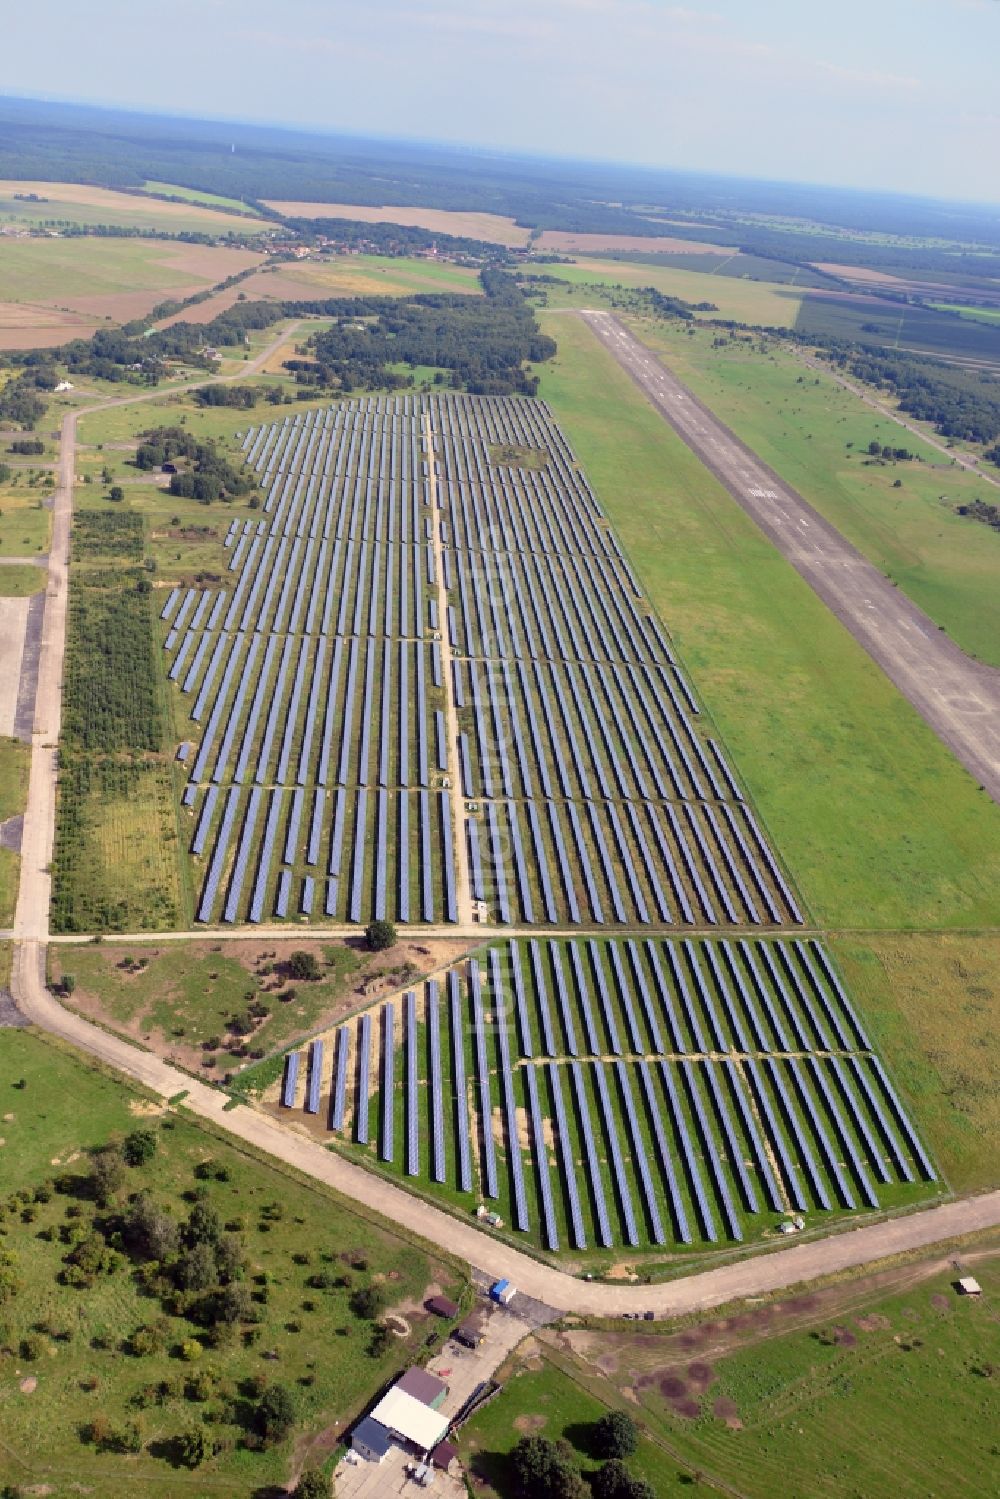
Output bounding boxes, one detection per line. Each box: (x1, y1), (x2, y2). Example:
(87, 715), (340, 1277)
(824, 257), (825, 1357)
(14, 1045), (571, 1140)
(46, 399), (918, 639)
(0, 302), (100, 348)
(0, 238), (265, 345)
(536, 228), (729, 255)
(156, 254), (480, 327)
(264, 199), (532, 247)
(0, 178), (271, 233)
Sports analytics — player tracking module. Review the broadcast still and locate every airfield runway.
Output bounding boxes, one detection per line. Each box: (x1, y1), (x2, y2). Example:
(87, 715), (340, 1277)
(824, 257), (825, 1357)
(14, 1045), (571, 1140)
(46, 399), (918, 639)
(579, 310), (1000, 805)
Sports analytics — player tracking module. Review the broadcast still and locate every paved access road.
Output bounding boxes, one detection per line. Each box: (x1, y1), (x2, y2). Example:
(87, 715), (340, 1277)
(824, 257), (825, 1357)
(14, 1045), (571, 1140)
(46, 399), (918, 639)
(579, 310), (1000, 804)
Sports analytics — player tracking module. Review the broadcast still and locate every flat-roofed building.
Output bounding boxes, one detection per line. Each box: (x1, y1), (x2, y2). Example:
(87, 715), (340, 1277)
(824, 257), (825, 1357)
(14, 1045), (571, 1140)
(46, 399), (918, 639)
(368, 1387), (449, 1454)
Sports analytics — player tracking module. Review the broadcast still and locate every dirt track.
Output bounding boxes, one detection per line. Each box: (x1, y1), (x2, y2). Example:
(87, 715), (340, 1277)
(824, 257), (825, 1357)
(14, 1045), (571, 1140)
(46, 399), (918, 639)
(578, 309), (1000, 804)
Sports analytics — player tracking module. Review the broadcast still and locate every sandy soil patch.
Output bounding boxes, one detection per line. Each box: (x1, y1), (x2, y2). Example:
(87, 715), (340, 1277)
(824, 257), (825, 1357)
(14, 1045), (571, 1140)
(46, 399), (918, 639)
(19, 1376), (37, 1394)
(606, 1263), (638, 1282)
(264, 200), (532, 248)
(536, 229), (729, 255)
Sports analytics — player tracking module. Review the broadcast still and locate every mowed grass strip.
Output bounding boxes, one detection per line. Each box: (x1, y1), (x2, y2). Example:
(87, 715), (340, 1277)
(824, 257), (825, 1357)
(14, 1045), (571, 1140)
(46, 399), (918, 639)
(537, 312), (1000, 931)
(635, 320), (1000, 665)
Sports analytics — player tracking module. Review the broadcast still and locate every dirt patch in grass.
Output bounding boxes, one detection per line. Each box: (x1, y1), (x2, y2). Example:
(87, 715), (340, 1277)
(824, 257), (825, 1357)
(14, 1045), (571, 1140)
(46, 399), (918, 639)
(513, 1412), (548, 1434)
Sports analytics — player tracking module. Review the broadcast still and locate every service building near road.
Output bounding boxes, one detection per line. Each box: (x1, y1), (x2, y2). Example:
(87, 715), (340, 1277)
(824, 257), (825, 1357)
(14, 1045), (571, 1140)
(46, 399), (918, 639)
(350, 1367), (450, 1465)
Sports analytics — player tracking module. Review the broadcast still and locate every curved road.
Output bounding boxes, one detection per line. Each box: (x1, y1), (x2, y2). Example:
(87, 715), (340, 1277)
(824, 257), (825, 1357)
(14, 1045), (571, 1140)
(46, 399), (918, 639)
(10, 328), (1000, 1317)
(579, 309), (1000, 804)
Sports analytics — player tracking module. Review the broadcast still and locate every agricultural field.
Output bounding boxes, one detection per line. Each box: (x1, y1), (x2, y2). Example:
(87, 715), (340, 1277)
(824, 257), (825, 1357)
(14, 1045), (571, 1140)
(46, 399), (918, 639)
(929, 302), (1000, 325)
(0, 178), (272, 233)
(794, 289), (1000, 368)
(273, 938), (938, 1266)
(630, 319), (1000, 665)
(264, 199), (532, 247)
(0, 1027), (465, 1498)
(0, 237), (265, 346)
(463, 1247), (1000, 1499)
(535, 311), (1000, 934)
(143, 179), (259, 215)
(536, 229), (730, 256)
(156, 254), (481, 328)
(539, 259), (806, 327)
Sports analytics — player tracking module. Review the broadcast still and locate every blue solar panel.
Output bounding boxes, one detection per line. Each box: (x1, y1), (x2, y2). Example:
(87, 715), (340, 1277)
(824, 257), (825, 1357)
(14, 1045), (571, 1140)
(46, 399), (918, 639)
(281, 1051), (300, 1108)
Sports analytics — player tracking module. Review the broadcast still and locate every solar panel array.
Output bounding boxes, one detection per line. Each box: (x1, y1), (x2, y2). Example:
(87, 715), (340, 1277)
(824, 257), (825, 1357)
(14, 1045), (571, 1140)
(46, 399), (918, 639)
(161, 393), (800, 930)
(305, 937), (935, 1252)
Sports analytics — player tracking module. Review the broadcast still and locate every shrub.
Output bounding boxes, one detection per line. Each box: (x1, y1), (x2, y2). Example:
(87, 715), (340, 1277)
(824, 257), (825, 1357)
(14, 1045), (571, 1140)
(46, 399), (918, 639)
(177, 1426), (212, 1468)
(287, 950), (321, 981)
(364, 919), (396, 952)
(294, 1471), (328, 1499)
(254, 1382), (296, 1444)
(593, 1411), (638, 1459)
(122, 1128), (157, 1167)
(349, 1284), (386, 1321)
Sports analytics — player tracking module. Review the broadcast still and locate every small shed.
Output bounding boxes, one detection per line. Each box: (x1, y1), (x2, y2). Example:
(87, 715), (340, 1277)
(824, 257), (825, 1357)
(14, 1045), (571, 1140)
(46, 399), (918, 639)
(431, 1439), (458, 1471)
(397, 1366), (448, 1409)
(958, 1276), (982, 1296)
(427, 1294), (459, 1319)
(351, 1416), (392, 1463)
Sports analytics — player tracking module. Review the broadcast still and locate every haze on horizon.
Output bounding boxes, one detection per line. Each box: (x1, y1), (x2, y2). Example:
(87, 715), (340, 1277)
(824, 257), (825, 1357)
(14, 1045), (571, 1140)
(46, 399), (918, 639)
(2, 0), (999, 207)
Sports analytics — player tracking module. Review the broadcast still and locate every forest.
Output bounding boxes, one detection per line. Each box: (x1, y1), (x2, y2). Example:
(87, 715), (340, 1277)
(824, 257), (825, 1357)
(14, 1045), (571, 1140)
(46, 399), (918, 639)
(24, 268), (555, 396)
(303, 268), (556, 394)
(822, 346), (1000, 447)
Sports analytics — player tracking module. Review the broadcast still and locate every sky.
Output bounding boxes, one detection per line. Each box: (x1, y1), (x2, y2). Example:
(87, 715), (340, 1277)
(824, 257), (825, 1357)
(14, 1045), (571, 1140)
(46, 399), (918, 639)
(3, 0), (1000, 203)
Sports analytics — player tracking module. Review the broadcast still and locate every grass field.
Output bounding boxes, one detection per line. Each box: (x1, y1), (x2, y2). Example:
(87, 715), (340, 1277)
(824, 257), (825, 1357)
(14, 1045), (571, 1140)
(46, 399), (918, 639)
(47, 937), (452, 1080)
(538, 259), (805, 326)
(460, 1357), (693, 1497)
(536, 312), (1000, 933)
(143, 180), (258, 216)
(0, 484), (51, 555)
(483, 1248), (1000, 1499)
(0, 734), (29, 924)
(832, 932), (1000, 1191)
(634, 319), (1000, 665)
(0, 180), (271, 234)
(263, 199), (532, 247)
(930, 301), (1000, 325)
(0, 1028), (465, 1497)
(0, 562), (44, 595)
